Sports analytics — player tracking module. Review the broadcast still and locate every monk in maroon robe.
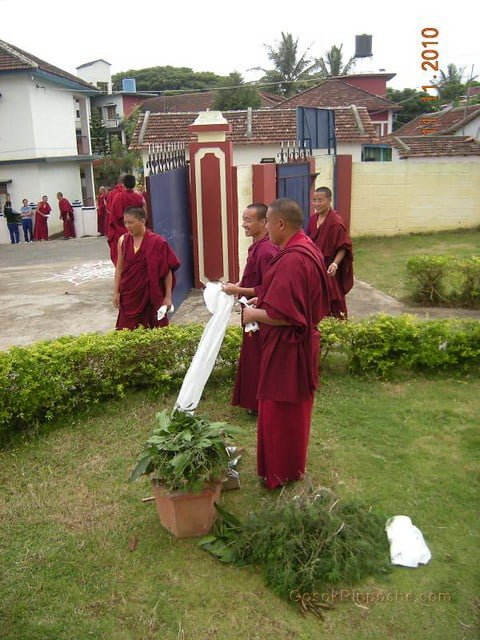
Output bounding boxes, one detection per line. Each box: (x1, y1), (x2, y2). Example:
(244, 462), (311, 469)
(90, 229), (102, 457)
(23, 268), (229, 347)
(108, 174), (145, 265)
(57, 192), (76, 239)
(306, 186), (353, 318)
(222, 203), (279, 414)
(113, 206), (180, 330)
(97, 186), (108, 236)
(33, 195), (51, 241)
(243, 198), (330, 489)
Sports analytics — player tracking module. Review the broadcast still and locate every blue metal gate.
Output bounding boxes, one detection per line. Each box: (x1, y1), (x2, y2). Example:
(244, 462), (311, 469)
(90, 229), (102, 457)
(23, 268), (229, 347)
(147, 165), (193, 310)
(276, 161), (312, 229)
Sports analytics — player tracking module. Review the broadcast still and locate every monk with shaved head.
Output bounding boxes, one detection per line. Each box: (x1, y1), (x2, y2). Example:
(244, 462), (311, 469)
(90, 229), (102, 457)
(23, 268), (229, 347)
(243, 198), (330, 489)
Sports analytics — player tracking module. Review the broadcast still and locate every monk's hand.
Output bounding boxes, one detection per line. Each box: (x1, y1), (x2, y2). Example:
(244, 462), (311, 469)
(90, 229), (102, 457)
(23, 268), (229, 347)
(242, 306), (256, 325)
(222, 282), (238, 295)
(164, 295), (173, 310)
(327, 263), (338, 277)
(112, 292), (120, 309)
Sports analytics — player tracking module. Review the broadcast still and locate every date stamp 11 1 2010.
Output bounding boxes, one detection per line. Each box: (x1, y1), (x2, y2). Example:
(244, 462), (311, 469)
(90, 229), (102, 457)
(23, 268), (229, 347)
(419, 27), (441, 134)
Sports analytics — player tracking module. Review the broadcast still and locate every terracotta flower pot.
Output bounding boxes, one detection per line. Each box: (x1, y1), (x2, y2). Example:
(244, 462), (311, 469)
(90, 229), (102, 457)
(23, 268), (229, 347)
(151, 479), (222, 538)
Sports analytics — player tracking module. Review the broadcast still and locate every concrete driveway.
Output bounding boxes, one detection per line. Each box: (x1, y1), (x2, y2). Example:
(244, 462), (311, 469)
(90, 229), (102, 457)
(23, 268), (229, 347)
(0, 237), (478, 351)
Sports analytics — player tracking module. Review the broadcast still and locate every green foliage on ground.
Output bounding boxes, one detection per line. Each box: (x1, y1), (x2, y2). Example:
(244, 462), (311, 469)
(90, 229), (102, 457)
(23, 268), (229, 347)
(201, 490), (391, 602)
(353, 228), (480, 301)
(1, 374), (479, 639)
(406, 256), (480, 307)
(1, 317), (479, 443)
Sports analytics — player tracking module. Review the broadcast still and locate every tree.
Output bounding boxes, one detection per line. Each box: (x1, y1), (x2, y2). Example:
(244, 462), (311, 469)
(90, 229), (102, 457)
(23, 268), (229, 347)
(95, 138), (143, 188)
(387, 88), (439, 130)
(212, 72), (262, 111)
(121, 105), (143, 146)
(434, 63), (477, 103)
(253, 32), (319, 97)
(89, 107), (109, 155)
(112, 66), (226, 92)
(317, 44), (356, 78)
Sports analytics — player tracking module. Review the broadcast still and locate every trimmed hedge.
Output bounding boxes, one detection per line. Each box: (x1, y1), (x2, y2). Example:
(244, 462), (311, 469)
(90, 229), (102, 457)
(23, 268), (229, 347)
(1, 316), (479, 442)
(406, 256), (480, 308)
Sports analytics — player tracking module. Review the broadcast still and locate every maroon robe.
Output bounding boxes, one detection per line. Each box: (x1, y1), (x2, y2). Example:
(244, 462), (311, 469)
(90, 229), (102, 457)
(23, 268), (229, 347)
(97, 192), (107, 236)
(256, 231), (330, 489)
(306, 209), (353, 318)
(232, 235), (279, 413)
(58, 197), (76, 239)
(116, 229), (180, 330)
(107, 189), (145, 265)
(33, 202), (51, 240)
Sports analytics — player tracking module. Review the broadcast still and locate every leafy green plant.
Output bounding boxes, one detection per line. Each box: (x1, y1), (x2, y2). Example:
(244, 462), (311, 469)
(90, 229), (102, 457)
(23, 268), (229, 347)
(200, 488), (391, 601)
(129, 410), (243, 492)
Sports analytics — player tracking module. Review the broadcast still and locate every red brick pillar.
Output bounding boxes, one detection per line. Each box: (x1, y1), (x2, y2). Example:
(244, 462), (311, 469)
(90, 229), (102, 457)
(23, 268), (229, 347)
(188, 112), (238, 287)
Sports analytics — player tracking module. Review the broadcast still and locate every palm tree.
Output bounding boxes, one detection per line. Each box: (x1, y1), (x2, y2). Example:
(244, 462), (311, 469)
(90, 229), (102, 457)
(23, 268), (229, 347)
(317, 44), (356, 78)
(253, 32), (319, 97)
(434, 63), (477, 102)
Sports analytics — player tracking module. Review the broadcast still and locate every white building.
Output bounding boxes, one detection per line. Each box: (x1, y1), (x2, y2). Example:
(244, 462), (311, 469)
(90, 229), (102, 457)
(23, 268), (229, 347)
(0, 39), (99, 242)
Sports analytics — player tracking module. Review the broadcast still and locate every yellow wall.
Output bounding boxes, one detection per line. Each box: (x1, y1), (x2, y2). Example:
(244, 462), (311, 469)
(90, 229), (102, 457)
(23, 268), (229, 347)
(314, 155), (335, 194)
(351, 162), (480, 236)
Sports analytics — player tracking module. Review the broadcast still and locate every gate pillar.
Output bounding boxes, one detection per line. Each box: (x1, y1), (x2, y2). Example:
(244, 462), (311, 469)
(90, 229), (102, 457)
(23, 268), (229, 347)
(188, 111), (238, 287)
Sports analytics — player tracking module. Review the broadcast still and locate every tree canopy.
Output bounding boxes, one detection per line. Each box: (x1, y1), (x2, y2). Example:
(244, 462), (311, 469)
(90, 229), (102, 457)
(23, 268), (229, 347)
(387, 88), (439, 130)
(317, 44), (356, 78)
(212, 72), (262, 110)
(112, 66), (226, 92)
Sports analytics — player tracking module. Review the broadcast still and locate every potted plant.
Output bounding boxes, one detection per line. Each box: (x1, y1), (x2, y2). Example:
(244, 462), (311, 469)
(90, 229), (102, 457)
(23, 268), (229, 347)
(129, 410), (243, 538)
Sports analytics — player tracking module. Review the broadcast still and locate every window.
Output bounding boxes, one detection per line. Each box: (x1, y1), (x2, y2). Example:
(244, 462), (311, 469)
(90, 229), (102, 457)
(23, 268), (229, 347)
(361, 145), (392, 162)
(97, 81), (108, 92)
(106, 105), (117, 120)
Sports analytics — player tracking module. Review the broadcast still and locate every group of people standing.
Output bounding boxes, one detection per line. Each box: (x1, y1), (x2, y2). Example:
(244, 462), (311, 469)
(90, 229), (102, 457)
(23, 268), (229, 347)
(3, 193), (76, 244)
(106, 176), (353, 493)
(222, 188), (353, 490)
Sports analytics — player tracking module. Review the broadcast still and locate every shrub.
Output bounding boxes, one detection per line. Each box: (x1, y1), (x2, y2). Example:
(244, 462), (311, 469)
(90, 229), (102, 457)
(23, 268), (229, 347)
(406, 256), (480, 308)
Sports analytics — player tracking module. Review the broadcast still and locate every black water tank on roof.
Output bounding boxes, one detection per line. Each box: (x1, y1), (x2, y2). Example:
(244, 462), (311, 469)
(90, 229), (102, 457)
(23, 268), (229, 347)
(355, 34), (372, 58)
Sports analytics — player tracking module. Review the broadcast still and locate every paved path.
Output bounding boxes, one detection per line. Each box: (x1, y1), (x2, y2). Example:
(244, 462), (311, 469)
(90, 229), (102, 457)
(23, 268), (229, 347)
(0, 237), (478, 350)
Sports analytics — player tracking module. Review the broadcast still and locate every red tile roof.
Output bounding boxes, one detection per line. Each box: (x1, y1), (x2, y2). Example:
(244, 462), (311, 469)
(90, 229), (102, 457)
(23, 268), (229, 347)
(273, 78), (399, 113)
(130, 106), (378, 149)
(392, 105), (480, 136)
(141, 90), (282, 113)
(389, 135), (480, 158)
(0, 39), (97, 91)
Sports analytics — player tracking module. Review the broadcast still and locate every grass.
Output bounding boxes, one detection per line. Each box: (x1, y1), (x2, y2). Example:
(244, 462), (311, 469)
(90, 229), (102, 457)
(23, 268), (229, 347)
(1, 370), (479, 640)
(353, 228), (480, 300)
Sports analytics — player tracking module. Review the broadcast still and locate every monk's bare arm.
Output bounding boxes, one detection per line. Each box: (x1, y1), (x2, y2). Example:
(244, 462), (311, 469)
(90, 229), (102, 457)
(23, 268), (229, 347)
(222, 282), (255, 297)
(163, 270), (173, 309)
(243, 307), (291, 326)
(112, 236), (124, 308)
(328, 248), (347, 276)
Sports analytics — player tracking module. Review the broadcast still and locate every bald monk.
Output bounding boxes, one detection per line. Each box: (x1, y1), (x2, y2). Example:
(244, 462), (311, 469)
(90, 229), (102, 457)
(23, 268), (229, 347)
(113, 207), (180, 330)
(107, 174), (145, 265)
(243, 198), (330, 489)
(57, 192), (76, 239)
(307, 186), (353, 318)
(222, 203), (279, 414)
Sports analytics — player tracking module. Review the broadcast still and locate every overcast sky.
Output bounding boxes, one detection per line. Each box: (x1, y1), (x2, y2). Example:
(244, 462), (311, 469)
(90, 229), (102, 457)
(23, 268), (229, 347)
(1, 0), (477, 92)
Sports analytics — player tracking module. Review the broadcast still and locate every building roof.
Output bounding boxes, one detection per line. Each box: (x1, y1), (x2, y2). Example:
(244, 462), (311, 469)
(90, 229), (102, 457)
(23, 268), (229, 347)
(0, 39), (98, 91)
(273, 78), (400, 113)
(140, 90), (283, 114)
(389, 135), (480, 158)
(76, 59), (111, 69)
(392, 104), (480, 136)
(130, 106), (378, 149)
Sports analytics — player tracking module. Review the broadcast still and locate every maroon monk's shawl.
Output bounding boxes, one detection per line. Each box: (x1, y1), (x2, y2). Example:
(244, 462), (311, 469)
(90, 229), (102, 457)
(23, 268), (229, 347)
(59, 198), (75, 238)
(232, 236), (278, 412)
(116, 229), (180, 330)
(306, 209), (353, 317)
(33, 202), (51, 241)
(256, 231), (330, 403)
(107, 190), (145, 265)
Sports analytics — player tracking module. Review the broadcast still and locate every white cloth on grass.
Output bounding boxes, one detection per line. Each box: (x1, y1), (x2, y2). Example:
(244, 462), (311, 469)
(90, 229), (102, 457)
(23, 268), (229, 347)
(385, 515), (432, 567)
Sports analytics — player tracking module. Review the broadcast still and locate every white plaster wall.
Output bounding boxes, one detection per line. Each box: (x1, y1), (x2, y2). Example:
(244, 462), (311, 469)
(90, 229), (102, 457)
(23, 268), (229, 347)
(91, 94), (124, 119)
(0, 75), (36, 161)
(0, 162), (83, 243)
(233, 145), (280, 166)
(455, 117), (480, 139)
(76, 60), (111, 88)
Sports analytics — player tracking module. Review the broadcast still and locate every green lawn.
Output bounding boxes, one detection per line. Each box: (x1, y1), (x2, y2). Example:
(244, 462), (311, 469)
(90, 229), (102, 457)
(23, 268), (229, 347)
(1, 371), (479, 640)
(353, 228), (480, 300)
